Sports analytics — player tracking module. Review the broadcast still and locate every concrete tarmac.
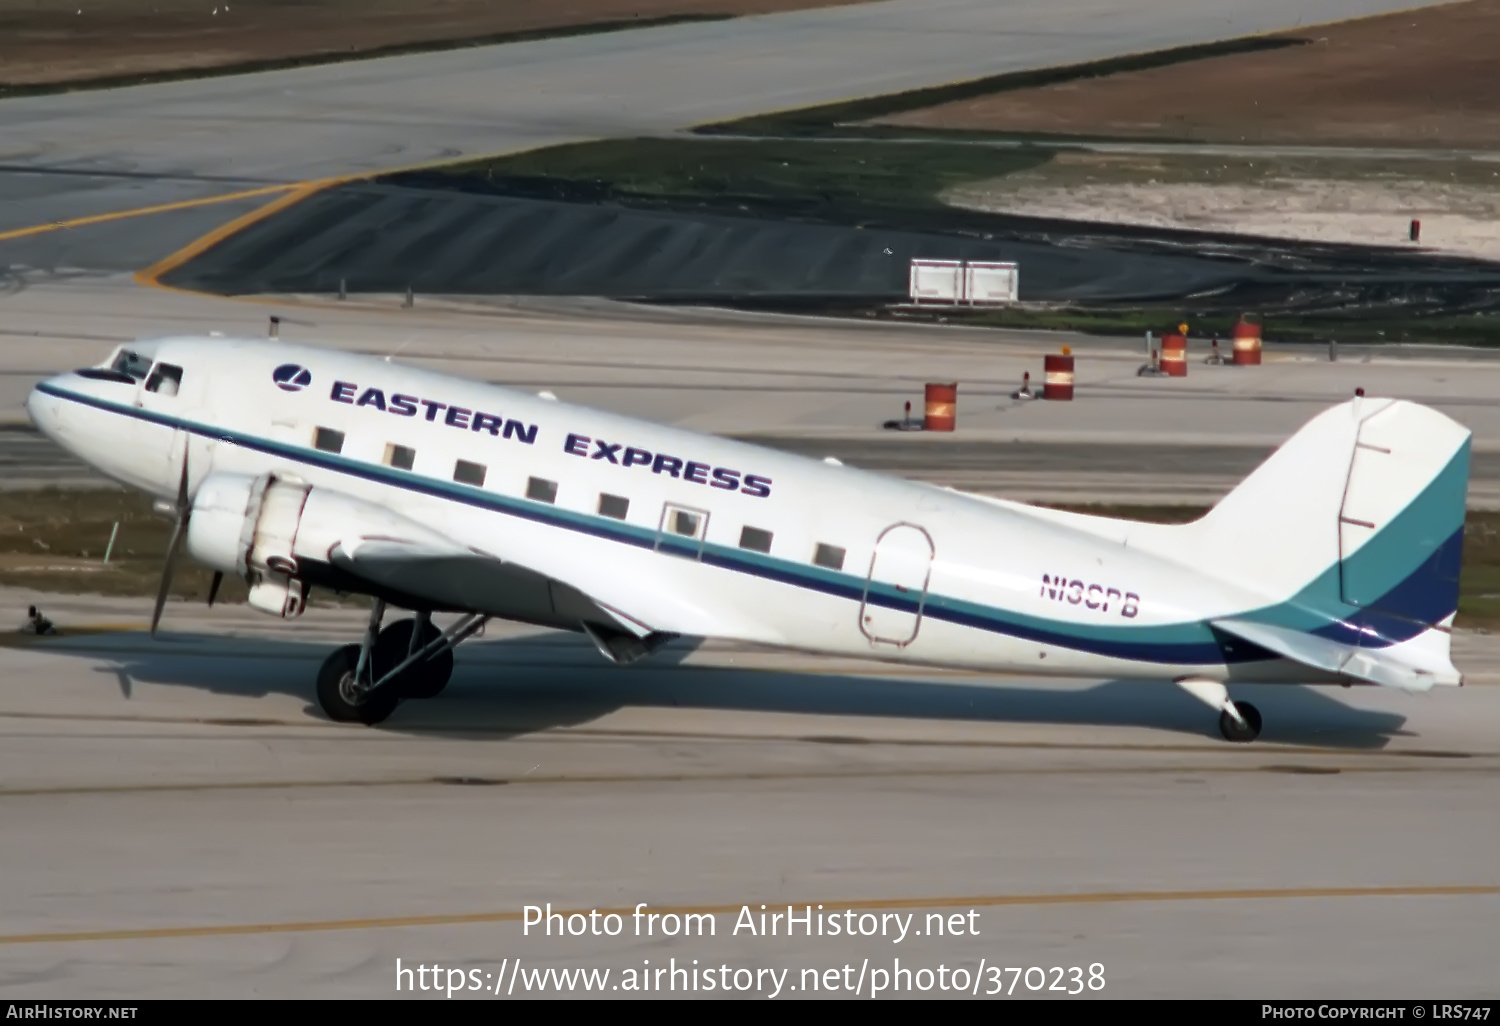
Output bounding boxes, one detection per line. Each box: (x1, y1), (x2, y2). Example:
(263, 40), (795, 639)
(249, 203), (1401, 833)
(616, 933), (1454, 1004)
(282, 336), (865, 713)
(4, 275), (1500, 505)
(1, 590), (1497, 998)
(0, 3), (1493, 998)
(0, 0), (1454, 275)
(3, 290), (1499, 999)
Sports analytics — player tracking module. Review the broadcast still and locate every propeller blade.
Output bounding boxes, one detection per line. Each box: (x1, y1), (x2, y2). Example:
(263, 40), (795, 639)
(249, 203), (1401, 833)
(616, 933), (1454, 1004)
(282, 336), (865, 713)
(152, 449), (192, 638)
(207, 570), (223, 608)
(173, 447), (190, 513)
(151, 513), (187, 638)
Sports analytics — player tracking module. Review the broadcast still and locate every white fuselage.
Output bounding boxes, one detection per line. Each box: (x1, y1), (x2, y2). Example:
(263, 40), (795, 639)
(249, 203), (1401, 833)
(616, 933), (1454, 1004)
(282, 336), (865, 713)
(28, 336), (1310, 684)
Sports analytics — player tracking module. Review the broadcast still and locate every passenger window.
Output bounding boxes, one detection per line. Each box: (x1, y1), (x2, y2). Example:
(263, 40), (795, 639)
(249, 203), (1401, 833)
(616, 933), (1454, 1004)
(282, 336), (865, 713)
(739, 526), (773, 553)
(454, 460), (486, 486)
(527, 477), (558, 503)
(384, 443), (415, 471)
(813, 543), (845, 570)
(657, 503), (709, 559)
(144, 362), (183, 396)
(660, 503), (708, 541)
(599, 494), (629, 520)
(110, 349), (153, 381)
(314, 427), (345, 453)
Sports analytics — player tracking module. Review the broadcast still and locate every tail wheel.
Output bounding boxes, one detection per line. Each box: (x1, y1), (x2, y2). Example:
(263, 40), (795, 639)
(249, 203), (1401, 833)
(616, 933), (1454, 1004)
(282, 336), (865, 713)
(315, 643), (400, 725)
(1218, 701), (1262, 743)
(374, 618), (455, 699)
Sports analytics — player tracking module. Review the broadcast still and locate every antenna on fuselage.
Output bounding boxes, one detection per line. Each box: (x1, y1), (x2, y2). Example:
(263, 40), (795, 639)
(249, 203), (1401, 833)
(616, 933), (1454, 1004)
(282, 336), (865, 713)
(268, 314), (317, 340)
(385, 335), (417, 363)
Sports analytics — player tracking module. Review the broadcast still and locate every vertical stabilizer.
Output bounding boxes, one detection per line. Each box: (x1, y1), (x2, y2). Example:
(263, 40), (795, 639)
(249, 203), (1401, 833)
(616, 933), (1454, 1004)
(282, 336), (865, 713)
(1175, 396), (1469, 687)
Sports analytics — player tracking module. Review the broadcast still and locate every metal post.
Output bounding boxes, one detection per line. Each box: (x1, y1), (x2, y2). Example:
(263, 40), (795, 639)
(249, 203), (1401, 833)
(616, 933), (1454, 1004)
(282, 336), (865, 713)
(268, 315), (280, 339)
(1329, 339), (1338, 362)
(403, 287), (413, 309)
(103, 522), (119, 564)
(370, 613), (489, 693)
(354, 599), (386, 687)
(409, 610), (432, 658)
(1145, 330), (1153, 357)
(338, 278), (347, 301)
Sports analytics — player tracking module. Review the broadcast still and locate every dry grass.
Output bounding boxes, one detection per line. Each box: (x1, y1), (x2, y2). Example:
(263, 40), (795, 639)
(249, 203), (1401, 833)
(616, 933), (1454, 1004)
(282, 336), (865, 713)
(0, 488), (247, 603)
(877, 0), (1500, 149)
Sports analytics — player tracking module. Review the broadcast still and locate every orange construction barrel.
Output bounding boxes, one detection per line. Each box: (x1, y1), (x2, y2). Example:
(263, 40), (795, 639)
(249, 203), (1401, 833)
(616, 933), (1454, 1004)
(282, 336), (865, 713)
(1160, 333), (1187, 376)
(1043, 350), (1075, 401)
(1232, 318), (1262, 366)
(924, 383), (957, 431)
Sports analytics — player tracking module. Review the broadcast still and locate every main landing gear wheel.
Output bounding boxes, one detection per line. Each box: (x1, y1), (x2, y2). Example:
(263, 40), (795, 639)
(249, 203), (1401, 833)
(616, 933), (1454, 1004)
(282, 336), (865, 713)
(374, 618), (454, 699)
(1218, 701), (1263, 743)
(316, 643), (400, 725)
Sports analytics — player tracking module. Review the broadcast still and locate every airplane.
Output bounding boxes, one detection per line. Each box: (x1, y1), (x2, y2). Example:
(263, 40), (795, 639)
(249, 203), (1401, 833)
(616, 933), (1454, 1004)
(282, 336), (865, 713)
(26, 336), (1469, 741)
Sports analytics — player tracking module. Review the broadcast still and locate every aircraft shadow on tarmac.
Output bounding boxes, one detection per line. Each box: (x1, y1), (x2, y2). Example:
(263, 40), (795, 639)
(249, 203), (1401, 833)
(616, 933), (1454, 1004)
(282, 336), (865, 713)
(73, 628), (1410, 750)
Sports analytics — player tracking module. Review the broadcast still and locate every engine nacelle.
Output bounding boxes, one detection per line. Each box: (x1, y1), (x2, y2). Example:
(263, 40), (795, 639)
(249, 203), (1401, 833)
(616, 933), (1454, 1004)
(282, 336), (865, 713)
(186, 472), (312, 618)
(185, 472), (462, 620)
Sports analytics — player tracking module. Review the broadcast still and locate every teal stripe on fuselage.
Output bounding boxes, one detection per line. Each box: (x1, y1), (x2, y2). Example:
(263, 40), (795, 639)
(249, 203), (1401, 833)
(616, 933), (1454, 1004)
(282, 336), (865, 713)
(37, 381), (1442, 665)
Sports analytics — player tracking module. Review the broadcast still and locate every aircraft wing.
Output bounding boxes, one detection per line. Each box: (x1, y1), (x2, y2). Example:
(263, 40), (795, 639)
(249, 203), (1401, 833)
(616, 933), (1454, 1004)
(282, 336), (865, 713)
(285, 480), (768, 651)
(324, 532), (733, 657)
(329, 536), (651, 631)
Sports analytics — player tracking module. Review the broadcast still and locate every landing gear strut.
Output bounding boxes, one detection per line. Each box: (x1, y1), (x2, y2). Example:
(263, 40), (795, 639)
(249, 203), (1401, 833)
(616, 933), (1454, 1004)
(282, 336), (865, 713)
(1218, 701), (1263, 743)
(1175, 677), (1263, 743)
(314, 600), (486, 725)
(374, 612), (453, 699)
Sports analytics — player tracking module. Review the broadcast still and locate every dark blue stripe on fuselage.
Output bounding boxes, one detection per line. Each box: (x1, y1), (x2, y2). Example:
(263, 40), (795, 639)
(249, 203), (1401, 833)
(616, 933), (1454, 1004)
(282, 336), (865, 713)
(33, 380), (1412, 666)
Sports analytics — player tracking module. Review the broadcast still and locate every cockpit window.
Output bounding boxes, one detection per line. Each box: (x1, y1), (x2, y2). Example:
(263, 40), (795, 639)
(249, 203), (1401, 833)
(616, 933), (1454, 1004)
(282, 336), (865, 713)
(74, 368), (137, 384)
(110, 349), (154, 381)
(145, 362), (183, 396)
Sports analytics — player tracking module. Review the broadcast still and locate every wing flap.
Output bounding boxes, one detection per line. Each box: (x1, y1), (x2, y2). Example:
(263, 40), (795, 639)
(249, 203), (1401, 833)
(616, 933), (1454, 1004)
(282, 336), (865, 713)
(330, 540), (654, 637)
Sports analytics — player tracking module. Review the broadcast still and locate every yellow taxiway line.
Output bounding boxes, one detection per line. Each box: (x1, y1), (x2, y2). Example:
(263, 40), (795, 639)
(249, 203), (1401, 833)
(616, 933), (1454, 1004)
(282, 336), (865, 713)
(3, 884), (1496, 946)
(0, 184), (302, 244)
(131, 178), (346, 289)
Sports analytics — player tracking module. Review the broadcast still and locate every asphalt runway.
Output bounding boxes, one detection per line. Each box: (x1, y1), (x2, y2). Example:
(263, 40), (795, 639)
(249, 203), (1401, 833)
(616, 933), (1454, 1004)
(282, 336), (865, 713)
(0, 0), (1453, 276)
(1, 591), (1497, 998)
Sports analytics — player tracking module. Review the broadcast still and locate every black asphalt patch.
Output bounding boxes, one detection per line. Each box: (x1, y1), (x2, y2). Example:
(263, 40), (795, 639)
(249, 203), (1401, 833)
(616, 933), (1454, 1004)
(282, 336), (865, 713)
(159, 178), (1500, 315)
(158, 180), (1247, 303)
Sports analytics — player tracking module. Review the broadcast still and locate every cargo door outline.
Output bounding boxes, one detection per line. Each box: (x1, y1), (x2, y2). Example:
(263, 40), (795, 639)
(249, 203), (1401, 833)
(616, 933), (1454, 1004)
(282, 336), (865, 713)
(859, 523), (935, 646)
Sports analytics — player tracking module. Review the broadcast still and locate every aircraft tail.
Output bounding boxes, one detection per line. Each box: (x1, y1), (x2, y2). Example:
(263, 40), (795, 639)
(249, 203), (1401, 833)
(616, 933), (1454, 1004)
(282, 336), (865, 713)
(1177, 395), (1470, 690)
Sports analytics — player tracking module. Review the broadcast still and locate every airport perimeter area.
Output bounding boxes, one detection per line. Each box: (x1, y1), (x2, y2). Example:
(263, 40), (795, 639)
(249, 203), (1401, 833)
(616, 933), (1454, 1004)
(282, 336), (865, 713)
(2, 0), (1499, 1002)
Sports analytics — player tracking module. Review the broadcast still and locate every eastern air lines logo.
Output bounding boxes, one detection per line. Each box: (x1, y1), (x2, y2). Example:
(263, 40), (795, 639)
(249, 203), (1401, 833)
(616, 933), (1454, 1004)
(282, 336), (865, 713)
(273, 364), (312, 393)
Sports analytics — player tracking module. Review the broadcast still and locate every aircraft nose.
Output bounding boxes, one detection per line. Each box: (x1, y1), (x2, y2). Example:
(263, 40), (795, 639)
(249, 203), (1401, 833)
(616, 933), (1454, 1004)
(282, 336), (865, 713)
(27, 375), (70, 443)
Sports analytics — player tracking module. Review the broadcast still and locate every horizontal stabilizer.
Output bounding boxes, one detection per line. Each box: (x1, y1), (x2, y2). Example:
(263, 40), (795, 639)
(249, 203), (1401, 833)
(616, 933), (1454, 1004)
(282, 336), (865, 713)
(1212, 617), (1449, 692)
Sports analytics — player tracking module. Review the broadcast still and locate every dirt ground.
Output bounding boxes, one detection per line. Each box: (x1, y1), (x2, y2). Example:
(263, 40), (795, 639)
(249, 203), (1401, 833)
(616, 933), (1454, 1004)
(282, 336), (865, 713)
(944, 150), (1500, 261)
(0, 0), (865, 87)
(879, 0), (1500, 149)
